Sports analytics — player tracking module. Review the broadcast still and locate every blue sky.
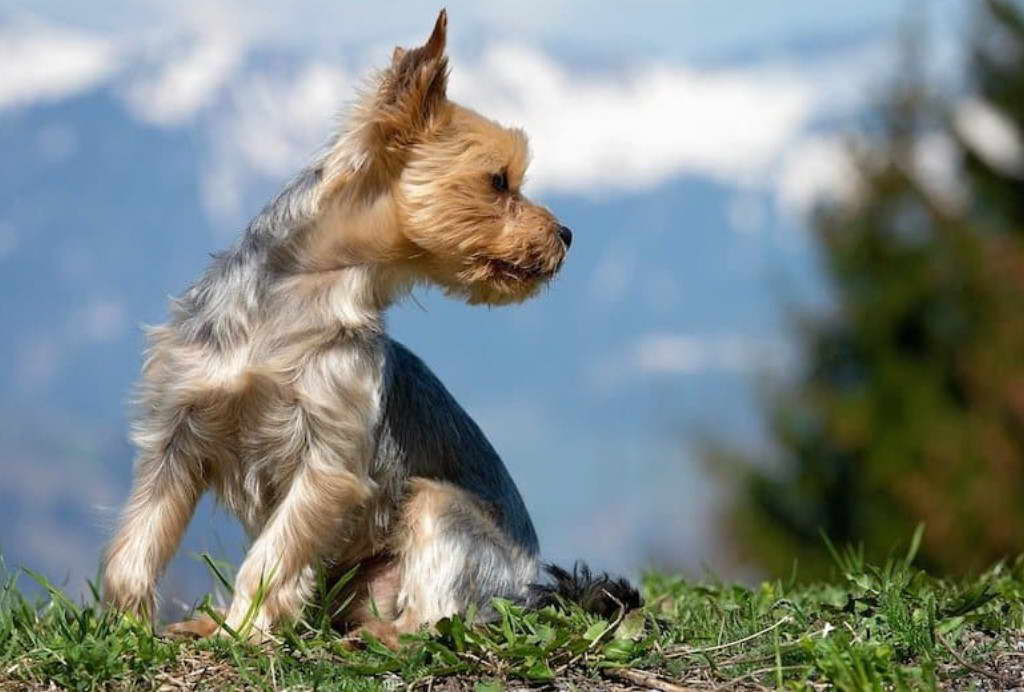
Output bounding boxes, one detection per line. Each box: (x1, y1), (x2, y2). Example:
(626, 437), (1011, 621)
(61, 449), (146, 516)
(0, 0), (972, 601)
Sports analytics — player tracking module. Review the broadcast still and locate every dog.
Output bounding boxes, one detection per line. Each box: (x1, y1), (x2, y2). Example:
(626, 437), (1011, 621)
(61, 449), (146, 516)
(102, 10), (638, 645)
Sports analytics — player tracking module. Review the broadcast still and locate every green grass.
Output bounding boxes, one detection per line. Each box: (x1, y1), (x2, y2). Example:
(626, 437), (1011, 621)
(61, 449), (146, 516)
(2, 537), (1023, 690)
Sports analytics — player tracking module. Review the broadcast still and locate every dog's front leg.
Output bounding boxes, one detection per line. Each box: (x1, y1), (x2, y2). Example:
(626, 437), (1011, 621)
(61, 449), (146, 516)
(223, 458), (371, 639)
(104, 392), (213, 620)
(103, 448), (203, 619)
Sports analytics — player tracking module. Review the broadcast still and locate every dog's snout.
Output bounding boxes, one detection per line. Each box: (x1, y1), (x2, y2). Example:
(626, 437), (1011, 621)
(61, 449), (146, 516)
(557, 225), (573, 249)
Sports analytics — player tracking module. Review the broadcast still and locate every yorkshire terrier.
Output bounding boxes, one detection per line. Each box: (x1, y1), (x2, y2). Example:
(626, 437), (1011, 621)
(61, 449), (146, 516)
(103, 10), (638, 645)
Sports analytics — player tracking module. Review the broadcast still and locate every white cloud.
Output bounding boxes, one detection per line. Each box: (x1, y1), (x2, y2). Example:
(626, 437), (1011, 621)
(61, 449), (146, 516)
(0, 2), (888, 229)
(1, 7), (883, 229)
(633, 333), (788, 375)
(0, 27), (119, 110)
(587, 332), (792, 393)
(220, 64), (348, 177)
(449, 38), (892, 215)
(776, 135), (861, 216)
(451, 45), (816, 196)
(184, 41), (882, 231)
(123, 32), (244, 126)
(200, 62), (350, 227)
(0, 4), (911, 225)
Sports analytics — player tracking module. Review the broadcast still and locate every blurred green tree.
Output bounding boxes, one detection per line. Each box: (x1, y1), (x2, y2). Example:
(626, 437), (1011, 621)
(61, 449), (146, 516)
(722, 0), (1024, 578)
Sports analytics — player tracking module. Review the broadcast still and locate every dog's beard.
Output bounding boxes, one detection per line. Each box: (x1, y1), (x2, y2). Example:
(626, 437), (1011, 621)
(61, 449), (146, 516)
(455, 256), (559, 305)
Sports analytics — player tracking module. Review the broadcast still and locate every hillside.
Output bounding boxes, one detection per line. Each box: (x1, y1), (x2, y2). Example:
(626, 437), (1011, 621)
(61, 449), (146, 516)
(3, 541), (1022, 690)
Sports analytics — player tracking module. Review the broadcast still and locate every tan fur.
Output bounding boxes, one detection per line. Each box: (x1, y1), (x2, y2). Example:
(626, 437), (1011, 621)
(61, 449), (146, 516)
(388, 479), (508, 627)
(102, 10), (566, 642)
(345, 479), (521, 647)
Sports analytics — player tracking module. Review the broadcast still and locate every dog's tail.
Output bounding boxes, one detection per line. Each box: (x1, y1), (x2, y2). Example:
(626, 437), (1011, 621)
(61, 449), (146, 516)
(526, 562), (642, 618)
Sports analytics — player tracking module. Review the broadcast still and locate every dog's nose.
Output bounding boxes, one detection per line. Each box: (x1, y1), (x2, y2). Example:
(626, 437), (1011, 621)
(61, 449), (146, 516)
(557, 225), (573, 249)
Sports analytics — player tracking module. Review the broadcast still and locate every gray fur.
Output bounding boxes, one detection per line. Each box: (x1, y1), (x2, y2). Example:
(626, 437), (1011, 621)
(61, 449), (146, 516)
(378, 340), (539, 554)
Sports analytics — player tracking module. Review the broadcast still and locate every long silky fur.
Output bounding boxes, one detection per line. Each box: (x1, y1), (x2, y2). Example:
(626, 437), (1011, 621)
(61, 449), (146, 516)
(528, 563), (643, 619)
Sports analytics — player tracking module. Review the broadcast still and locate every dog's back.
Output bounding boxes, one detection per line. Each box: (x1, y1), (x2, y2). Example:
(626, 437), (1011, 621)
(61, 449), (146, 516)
(377, 339), (539, 555)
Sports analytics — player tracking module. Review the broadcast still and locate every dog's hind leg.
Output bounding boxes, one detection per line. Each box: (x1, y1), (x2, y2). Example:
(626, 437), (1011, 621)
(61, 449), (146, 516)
(356, 479), (538, 647)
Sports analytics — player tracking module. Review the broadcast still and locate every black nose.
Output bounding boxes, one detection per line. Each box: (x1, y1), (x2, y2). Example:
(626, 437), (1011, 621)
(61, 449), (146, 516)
(557, 225), (573, 249)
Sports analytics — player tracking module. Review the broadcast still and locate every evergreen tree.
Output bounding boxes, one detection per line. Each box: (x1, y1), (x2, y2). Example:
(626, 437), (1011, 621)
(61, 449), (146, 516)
(724, 0), (1024, 578)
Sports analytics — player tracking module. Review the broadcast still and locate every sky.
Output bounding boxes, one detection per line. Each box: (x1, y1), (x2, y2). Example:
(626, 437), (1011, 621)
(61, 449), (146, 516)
(0, 0), (969, 229)
(0, 0), (973, 604)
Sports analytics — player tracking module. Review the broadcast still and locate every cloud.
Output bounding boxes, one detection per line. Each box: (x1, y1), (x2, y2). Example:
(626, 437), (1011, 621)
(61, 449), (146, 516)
(122, 28), (244, 126)
(4, 6), (887, 228)
(451, 44), (816, 196)
(199, 62), (350, 227)
(0, 4), (919, 222)
(191, 41), (879, 232)
(12, 1), (908, 67)
(775, 135), (861, 216)
(633, 333), (789, 375)
(199, 43), (820, 227)
(586, 332), (792, 394)
(777, 105), (1008, 220)
(0, 26), (119, 110)
(217, 64), (348, 177)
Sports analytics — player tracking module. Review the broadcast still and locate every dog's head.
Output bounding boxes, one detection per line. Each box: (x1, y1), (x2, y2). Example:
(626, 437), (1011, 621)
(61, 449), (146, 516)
(325, 11), (571, 305)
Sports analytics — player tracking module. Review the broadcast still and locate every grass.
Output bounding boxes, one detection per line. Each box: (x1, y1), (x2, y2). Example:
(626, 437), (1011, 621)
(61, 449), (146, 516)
(2, 535), (1023, 690)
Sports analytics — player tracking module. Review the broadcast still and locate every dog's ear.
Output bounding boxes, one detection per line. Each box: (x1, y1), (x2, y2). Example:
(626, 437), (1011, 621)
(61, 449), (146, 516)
(322, 11), (449, 189)
(373, 10), (449, 145)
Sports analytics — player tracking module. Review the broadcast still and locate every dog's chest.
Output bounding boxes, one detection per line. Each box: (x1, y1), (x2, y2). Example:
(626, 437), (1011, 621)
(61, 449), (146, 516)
(195, 334), (390, 531)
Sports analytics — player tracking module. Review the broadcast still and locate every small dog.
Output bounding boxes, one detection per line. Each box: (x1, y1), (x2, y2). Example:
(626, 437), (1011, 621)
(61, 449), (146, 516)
(103, 10), (636, 644)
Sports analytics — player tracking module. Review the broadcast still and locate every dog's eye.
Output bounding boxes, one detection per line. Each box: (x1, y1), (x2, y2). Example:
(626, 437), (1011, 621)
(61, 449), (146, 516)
(491, 171), (508, 193)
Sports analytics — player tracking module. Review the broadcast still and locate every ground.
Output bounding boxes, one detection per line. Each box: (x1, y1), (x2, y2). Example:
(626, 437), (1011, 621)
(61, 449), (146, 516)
(3, 537), (1024, 690)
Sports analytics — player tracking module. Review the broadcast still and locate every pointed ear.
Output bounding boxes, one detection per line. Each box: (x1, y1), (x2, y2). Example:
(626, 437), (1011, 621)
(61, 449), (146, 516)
(374, 9), (449, 143)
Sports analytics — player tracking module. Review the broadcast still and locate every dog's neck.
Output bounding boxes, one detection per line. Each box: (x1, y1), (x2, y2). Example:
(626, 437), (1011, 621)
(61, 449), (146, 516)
(262, 189), (417, 335)
(266, 265), (398, 336)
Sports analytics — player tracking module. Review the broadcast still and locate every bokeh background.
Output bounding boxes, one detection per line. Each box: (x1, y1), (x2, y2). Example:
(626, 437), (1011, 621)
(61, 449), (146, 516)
(4, 0), (1018, 609)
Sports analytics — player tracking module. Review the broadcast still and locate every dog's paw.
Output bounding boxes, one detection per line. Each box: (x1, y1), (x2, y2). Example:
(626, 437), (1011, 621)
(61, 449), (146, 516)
(349, 620), (401, 650)
(163, 612), (223, 639)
